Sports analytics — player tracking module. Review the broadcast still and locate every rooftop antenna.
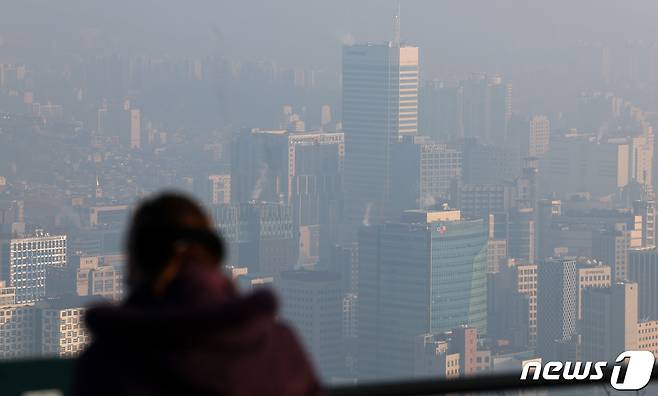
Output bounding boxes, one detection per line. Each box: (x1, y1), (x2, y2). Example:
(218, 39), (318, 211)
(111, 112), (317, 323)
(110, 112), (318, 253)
(392, 0), (401, 47)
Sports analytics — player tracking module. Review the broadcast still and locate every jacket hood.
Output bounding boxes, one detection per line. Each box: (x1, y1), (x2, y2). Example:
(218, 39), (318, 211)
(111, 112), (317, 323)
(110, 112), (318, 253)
(84, 268), (278, 349)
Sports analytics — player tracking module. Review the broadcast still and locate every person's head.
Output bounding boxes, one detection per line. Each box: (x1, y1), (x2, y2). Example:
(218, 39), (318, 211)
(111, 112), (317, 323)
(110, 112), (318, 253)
(126, 192), (225, 295)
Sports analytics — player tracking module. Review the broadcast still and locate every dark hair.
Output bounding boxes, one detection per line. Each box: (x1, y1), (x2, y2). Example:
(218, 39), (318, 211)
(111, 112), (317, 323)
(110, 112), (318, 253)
(126, 192), (225, 287)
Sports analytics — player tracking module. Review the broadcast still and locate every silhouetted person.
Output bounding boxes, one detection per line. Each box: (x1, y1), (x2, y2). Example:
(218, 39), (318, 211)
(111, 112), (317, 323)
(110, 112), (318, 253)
(73, 193), (321, 396)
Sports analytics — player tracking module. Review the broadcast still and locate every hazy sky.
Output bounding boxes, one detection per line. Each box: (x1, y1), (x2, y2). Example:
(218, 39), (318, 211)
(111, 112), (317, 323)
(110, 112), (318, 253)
(3, 0), (658, 116)
(2, 0), (658, 70)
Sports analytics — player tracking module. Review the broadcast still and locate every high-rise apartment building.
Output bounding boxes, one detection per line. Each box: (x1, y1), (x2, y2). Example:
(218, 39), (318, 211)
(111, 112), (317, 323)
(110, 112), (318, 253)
(343, 42), (419, 235)
(357, 209), (487, 380)
(1, 232), (67, 304)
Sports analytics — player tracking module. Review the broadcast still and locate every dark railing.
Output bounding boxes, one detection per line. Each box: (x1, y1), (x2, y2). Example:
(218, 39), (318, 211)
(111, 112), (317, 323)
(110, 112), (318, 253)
(0, 358), (656, 396)
(0, 358), (75, 396)
(328, 366), (658, 396)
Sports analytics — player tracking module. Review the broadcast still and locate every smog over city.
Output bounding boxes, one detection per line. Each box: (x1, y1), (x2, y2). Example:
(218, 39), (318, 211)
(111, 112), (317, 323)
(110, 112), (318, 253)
(0, 1), (657, 394)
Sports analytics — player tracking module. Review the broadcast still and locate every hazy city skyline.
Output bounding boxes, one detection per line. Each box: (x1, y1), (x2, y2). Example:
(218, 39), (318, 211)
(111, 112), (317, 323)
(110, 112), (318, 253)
(0, 1), (657, 393)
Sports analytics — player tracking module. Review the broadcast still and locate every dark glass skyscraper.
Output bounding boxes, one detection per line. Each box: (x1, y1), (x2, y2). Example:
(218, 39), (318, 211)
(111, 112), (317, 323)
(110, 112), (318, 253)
(342, 43), (419, 238)
(357, 209), (487, 380)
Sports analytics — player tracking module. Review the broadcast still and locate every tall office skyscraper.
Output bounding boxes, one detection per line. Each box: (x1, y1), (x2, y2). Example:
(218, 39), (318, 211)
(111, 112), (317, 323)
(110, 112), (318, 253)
(592, 223), (641, 281)
(211, 202), (298, 276)
(419, 81), (461, 142)
(279, 270), (343, 380)
(230, 129), (344, 206)
(357, 209), (487, 380)
(628, 248), (658, 321)
(508, 208), (536, 264)
(392, 135), (461, 214)
(536, 257), (577, 360)
(461, 140), (520, 185)
(229, 129), (344, 266)
(575, 260), (612, 320)
(539, 133), (629, 199)
(459, 73), (512, 144)
(581, 282), (638, 362)
(488, 260), (536, 350)
(343, 42), (419, 236)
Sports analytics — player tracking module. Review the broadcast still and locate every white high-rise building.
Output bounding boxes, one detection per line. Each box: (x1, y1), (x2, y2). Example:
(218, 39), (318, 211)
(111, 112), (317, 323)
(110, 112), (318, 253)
(0, 304), (37, 359)
(342, 42), (419, 235)
(1, 232), (67, 304)
(130, 108), (141, 149)
(528, 115), (550, 157)
(39, 298), (91, 358)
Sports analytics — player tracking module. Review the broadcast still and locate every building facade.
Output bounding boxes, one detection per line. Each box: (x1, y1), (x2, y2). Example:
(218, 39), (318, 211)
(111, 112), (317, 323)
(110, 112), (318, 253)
(528, 115), (550, 157)
(581, 282), (638, 362)
(628, 248), (658, 321)
(536, 257), (577, 360)
(357, 209), (487, 380)
(279, 270), (343, 380)
(1, 233), (67, 304)
(343, 43), (419, 236)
